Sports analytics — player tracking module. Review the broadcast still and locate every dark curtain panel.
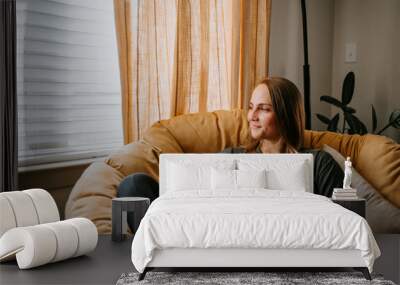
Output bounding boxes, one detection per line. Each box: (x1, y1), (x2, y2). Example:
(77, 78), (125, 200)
(0, 0), (18, 192)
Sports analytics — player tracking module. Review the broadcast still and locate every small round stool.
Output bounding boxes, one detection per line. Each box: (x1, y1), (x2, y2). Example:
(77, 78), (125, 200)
(111, 197), (150, 242)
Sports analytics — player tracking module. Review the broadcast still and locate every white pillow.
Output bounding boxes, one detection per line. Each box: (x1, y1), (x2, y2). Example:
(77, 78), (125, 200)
(167, 160), (235, 192)
(238, 159), (308, 192)
(236, 169), (267, 188)
(266, 161), (307, 191)
(211, 168), (236, 190)
(167, 162), (210, 191)
(211, 168), (267, 190)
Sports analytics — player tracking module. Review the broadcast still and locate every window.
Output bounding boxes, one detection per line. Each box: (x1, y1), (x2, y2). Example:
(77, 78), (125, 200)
(16, 0), (123, 167)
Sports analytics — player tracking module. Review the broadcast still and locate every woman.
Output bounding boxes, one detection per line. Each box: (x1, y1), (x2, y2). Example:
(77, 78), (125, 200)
(118, 77), (343, 230)
(222, 77), (343, 196)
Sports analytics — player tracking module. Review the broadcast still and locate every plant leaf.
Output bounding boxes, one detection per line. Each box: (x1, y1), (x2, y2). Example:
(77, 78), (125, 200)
(343, 106), (356, 114)
(320, 96), (345, 109)
(352, 114), (368, 134)
(327, 113), (339, 132)
(377, 109), (400, 134)
(342, 71), (355, 105)
(389, 109), (400, 129)
(344, 112), (359, 134)
(345, 113), (368, 135)
(371, 105), (377, 133)
(316, 114), (331, 125)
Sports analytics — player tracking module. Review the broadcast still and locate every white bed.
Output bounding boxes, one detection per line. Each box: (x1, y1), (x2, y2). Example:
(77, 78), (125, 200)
(131, 154), (380, 280)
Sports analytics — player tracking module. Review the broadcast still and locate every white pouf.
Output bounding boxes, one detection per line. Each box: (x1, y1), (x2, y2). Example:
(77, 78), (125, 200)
(64, 218), (98, 257)
(0, 196), (17, 237)
(1, 191), (40, 228)
(24, 188), (60, 224)
(0, 189), (98, 269)
(0, 218), (98, 269)
(0, 189), (60, 237)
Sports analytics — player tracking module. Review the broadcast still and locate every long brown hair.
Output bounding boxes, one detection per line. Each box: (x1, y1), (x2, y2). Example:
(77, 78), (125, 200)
(243, 77), (305, 153)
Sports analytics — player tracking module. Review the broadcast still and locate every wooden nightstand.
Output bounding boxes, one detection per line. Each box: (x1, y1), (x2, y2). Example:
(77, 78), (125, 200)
(331, 198), (366, 218)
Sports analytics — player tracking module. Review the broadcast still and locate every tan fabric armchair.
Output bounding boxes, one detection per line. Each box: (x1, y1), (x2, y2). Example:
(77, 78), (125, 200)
(65, 109), (400, 234)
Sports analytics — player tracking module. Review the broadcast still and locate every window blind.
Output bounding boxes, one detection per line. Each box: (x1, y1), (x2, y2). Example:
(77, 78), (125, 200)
(16, 0), (123, 166)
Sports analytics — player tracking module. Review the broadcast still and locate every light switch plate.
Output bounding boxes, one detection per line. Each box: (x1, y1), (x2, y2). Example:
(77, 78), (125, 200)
(345, 43), (357, 63)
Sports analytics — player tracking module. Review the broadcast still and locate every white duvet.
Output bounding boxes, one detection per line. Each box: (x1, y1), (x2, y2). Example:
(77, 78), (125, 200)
(131, 190), (380, 273)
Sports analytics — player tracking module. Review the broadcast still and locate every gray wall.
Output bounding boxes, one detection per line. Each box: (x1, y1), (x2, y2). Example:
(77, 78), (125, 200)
(269, 0), (334, 131)
(269, 0), (400, 141)
(331, 0), (400, 141)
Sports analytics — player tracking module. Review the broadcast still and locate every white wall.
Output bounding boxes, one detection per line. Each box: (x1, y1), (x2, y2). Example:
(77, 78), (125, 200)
(331, 0), (400, 141)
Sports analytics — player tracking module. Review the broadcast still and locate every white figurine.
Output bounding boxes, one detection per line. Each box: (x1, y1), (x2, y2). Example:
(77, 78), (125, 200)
(343, 157), (352, 189)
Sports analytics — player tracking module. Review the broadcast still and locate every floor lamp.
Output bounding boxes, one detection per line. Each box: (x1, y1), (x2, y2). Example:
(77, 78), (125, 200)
(301, 0), (311, 129)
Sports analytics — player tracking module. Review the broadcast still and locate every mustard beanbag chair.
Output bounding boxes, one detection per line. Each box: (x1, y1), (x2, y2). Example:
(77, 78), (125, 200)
(65, 109), (400, 234)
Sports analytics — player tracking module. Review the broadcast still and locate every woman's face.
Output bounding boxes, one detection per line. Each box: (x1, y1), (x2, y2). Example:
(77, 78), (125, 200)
(247, 84), (281, 141)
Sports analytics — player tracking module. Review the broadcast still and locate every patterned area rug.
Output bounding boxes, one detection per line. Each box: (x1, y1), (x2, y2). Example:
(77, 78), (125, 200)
(116, 271), (395, 285)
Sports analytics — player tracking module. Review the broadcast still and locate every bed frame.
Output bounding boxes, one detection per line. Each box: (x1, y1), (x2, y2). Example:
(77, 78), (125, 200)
(138, 248), (371, 280)
(137, 154), (372, 281)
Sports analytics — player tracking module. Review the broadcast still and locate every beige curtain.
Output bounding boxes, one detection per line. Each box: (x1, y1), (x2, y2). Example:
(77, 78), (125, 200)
(114, 0), (271, 144)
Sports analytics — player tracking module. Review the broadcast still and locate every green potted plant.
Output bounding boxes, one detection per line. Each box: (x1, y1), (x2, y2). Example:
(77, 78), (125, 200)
(316, 71), (400, 136)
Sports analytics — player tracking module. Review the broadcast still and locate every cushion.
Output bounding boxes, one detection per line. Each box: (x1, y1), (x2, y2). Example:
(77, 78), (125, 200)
(236, 169), (267, 189)
(267, 163), (307, 192)
(211, 168), (236, 190)
(211, 168), (267, 190)
(167, 162), (210, 191)
(238, 158), (309, 192)
(161, 154), (311, 195)
(303, 130), (400, 207)
(65, 109), (399, 233)
(323, 144), (400, 233)
(167, 159), (236, 192)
